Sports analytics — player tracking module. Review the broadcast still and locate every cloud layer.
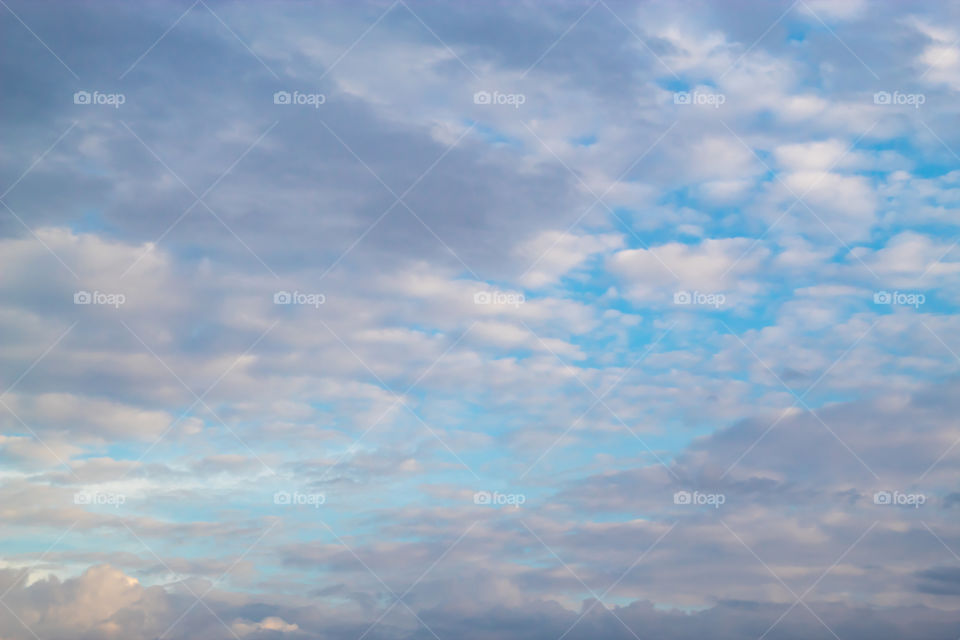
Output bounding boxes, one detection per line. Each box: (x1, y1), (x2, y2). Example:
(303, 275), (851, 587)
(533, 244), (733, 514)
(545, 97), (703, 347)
(2, 0), (960, 638)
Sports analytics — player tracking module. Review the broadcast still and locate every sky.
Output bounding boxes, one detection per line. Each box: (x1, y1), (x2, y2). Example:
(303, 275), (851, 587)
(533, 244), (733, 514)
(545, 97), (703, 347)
(2, 0), (960, 638)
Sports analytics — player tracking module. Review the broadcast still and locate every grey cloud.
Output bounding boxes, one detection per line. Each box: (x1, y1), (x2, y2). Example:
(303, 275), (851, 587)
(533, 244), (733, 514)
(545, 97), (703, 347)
(2, 564), (960, 640)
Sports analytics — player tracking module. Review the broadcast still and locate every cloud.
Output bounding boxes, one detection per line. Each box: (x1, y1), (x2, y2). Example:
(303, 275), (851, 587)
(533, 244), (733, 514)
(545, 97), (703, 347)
(232, 616), (300, 635)
(1, 562), (959, 640)
(517, 231), (624, 289)
(608, 237), (767, 303)
(3, 0), (960, 638)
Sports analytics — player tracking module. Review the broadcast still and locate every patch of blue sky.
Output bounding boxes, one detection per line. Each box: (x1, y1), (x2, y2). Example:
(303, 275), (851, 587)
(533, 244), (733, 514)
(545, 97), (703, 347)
(69, 208), (113, 234)
(571, 133), (597, 147)
(464, 119), (523, 148)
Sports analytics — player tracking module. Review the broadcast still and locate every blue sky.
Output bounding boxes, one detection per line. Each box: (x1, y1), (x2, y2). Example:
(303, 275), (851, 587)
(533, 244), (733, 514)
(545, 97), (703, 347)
(2, 0), (960, 638)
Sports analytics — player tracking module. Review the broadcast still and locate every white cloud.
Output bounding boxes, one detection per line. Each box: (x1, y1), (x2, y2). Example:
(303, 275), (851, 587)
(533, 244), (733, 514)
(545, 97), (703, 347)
(608, 238), (768, 302)
(773, 139), (863, 172)
(1, 392), (187, 441)
(912, 19), (960, 90)
(517, 231), (623, 288)
(854, 231), (960, 284)
(232, 617), (300, 635)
